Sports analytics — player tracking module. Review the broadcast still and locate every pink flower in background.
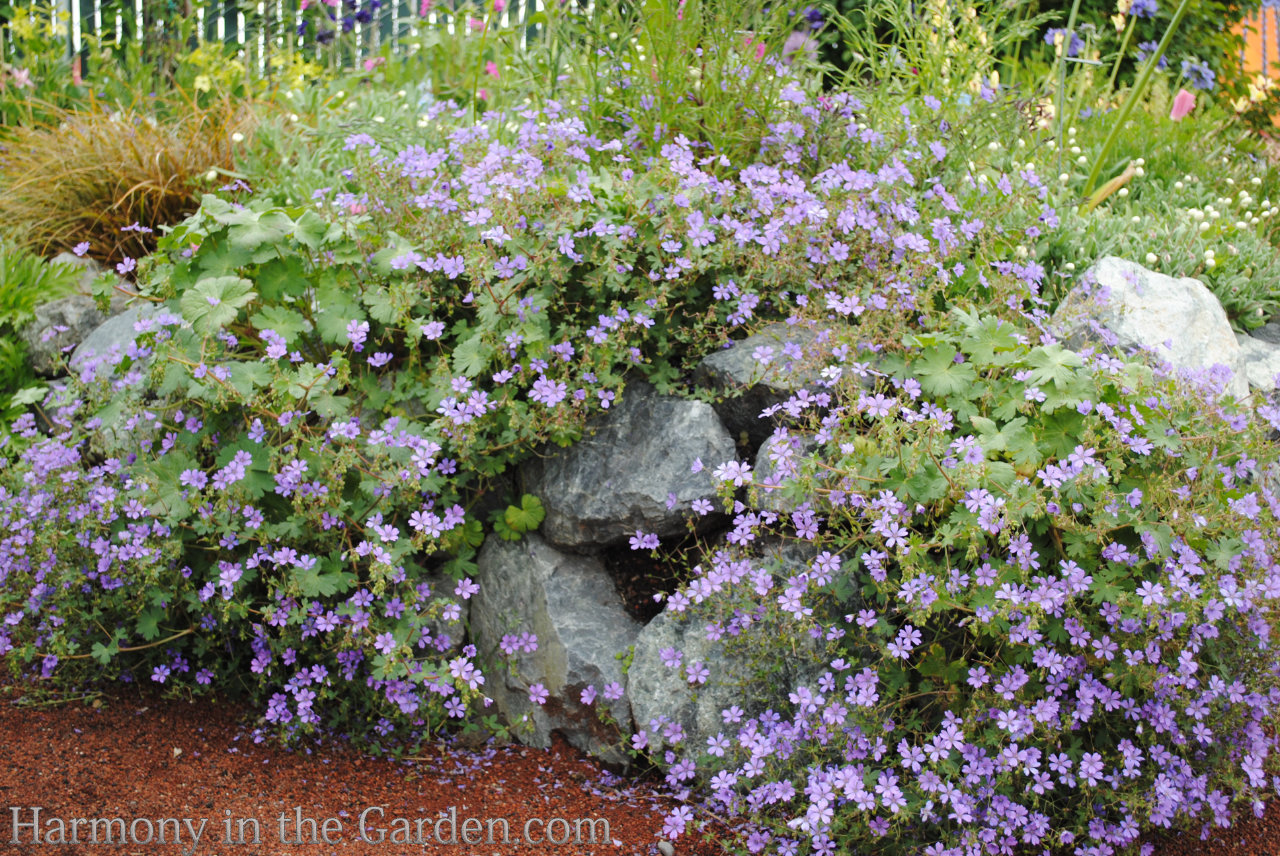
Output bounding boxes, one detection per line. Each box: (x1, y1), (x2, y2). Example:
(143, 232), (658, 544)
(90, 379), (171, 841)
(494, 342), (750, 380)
(10, 68), (32, 90)
(419, 0), (431, 14)
(741, 33), (767, 62)
(72, 56), (82, 86)
(484, 61), (499, 78)
(494, 0), (505, 12)
(1170, 88), (1195, 121)
(362, 57), (386, 72)
(469, 16), (485, 31)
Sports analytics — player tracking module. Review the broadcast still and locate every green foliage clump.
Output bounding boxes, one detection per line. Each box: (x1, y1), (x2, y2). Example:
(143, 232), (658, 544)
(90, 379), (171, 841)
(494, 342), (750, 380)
(0, 244), (82, 445)
(1000, 89), (1280, 329)
(680, 299), (1280, 854)
(0, 87), (897, 747)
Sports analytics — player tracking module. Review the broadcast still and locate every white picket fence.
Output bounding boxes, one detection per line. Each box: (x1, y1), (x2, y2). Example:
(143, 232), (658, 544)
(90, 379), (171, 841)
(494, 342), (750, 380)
(9, 0), (550, 71)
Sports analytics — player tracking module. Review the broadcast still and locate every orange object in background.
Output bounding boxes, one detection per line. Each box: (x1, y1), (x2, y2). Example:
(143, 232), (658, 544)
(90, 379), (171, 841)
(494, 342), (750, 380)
(1236, 7), (1280, 77)
(1232, 9), (1280, 125)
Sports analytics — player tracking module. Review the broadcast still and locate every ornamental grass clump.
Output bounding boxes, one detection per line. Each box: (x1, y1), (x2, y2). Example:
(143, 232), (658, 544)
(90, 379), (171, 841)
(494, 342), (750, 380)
(0, 98), (249, 267)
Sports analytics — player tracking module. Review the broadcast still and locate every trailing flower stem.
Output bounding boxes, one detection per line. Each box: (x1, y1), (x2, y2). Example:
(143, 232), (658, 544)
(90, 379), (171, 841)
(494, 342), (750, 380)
(62, 628), (195, 661)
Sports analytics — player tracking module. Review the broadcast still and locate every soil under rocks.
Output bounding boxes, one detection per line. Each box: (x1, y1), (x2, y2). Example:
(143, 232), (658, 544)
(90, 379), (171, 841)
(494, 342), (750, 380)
(604, 543), (693, 624)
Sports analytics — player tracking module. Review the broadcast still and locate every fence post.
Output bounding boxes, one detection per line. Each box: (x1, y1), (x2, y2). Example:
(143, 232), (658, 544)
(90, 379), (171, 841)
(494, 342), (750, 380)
(59, 0), (76, 58)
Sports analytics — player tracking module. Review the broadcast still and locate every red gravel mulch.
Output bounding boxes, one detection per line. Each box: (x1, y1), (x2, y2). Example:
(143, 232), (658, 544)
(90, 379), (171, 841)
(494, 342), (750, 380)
(1, 681), (1279, 856)
(0, 682), (730, 856)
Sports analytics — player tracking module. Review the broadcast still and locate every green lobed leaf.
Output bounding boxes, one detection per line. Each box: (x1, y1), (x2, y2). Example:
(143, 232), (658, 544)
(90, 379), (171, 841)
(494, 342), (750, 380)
(912, 345), (977, 397)
(180, 276), (257, 336)
(504, 494), (546, 533)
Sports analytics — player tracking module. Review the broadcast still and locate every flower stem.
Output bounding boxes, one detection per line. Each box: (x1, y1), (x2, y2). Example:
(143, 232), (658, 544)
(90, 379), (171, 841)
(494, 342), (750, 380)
(1081, 0), (1194, 205)
(1053, 0), (1086, 178)
(62, 628), (195, 661)
(1104, 16), (1138, 97)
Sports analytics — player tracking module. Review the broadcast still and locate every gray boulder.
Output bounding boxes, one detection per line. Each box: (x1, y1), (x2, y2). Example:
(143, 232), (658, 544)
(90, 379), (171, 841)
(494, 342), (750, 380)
(472, 533), (641, 766)
(521, 380), (734, 552)
(627, 595), (823, 761)
(693, 322), (839, 447)
(22, 290), (130, 377)
(1052, 257), (1249, 401)
(751, 429), (820, 514)
(70, 305), (163, 380)
(1237, 333), (1280, 392)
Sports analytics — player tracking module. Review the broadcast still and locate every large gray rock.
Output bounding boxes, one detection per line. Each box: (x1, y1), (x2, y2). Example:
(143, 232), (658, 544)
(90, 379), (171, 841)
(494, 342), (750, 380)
(1237, 333), (1280, 391)
(1052, 257), (1249, 401)
(693, 322), (839, 447)
(521, 380), (734, 552)
(627, 595), (823, 760)
(751, 429), (820, 514)
(22, 290), (129, 377)
(70, 305), (163, 380)
(472, 533), (641, 766)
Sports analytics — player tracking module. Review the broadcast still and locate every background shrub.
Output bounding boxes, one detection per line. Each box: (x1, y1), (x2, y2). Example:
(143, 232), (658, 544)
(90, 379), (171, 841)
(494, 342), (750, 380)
(820, 0), (1262, 101)
(1024, 0), (1260, 96)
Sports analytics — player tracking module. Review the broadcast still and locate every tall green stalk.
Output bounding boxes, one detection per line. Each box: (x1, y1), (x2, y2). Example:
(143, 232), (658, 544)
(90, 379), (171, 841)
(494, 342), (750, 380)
(1052, 0), (1085, 178)
(1104, 15), (1138, 96)
(1081, 0), (1194, 204)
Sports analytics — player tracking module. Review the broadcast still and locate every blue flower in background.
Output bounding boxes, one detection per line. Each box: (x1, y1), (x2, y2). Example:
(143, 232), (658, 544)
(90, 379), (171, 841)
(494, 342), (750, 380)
(1180, 58), (1216, 90)
(1129, 0), (1159, 18)
(1044, 28), (1084, 58)
(783, 6), (825, 32)
(1135, 40), (1168, 69)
